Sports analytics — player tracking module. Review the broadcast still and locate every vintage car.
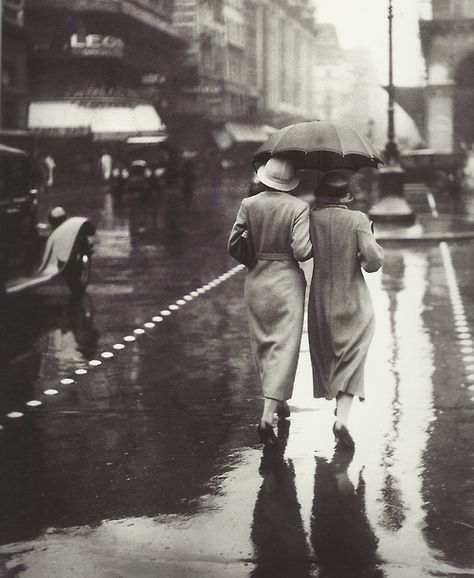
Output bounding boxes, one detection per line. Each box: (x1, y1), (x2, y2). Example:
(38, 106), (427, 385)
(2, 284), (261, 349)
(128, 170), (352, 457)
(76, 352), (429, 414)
(400, 149), (465, 193)
(0, 144), (95, 299)
(110, 135), (173, 198)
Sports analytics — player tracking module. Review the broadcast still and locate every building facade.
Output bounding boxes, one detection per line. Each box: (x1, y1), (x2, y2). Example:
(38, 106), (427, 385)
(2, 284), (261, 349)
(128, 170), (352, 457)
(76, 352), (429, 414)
(2, 0), (29, 132)
(24, 0), (186, 144)
(171, 0), (318, 155)
(419, 0), (474, 152)
(255, 0), (317, 125)
(312, 23), (349, 124)
(172, 0), (256, 121)
(21, 0), (188, 180)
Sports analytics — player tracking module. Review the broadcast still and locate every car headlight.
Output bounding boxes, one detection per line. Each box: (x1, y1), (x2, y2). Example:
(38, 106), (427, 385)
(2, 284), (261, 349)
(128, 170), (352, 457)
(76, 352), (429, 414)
(112, 168), (120, 177)
(144, 168), (152, 178)
(121, 169), (129, 178)
(154, 168), (165, 177)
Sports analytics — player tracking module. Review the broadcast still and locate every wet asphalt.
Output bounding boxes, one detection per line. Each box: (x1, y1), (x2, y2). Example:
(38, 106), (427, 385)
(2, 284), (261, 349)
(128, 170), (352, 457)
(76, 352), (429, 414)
(0, 171), (473, 578)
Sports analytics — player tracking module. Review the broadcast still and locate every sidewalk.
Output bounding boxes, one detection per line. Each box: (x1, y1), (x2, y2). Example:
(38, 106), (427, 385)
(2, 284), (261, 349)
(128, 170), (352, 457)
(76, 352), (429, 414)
(374, 183), (474, 242)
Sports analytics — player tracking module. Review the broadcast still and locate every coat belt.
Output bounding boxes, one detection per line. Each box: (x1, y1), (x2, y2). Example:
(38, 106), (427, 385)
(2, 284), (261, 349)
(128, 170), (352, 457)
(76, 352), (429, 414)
(255, 252), (294, 261)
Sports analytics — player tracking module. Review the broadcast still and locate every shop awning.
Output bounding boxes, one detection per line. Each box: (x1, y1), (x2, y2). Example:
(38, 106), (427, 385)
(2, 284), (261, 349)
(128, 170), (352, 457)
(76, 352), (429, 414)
(28, 101), (165, 140)
(212, 122), (276, 150)
(384, 86), (426, 135)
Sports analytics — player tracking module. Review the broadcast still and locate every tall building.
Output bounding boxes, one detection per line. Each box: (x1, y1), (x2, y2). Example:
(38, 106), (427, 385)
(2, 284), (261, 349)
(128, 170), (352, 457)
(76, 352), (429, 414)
(419, 0), (474, 152)
(171, 0), (318, 154)
(255, 0), (317, 125)
(172, 0), (257, 121)
(2, 0), (28, 131)
(24, 0), (187, 164)
(312, 23), (349, 124)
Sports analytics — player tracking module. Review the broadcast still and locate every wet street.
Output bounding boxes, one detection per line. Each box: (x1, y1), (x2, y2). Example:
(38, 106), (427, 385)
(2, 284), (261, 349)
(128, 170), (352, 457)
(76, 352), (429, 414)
(0, 173), (473, 578)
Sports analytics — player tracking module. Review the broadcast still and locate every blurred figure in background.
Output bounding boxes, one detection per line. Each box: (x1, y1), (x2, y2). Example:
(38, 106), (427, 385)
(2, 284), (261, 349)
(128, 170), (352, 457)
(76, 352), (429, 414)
(99, 151), (113, 183)
(181, 150), (197, 202)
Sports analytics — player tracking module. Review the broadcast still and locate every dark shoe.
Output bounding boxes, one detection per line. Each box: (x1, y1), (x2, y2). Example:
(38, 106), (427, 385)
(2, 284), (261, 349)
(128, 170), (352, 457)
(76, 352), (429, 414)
(276, 400), (290, 419)
(257, 421), (278, 448)
(277, 418), (290, 440)
(333, 422), (355, 449)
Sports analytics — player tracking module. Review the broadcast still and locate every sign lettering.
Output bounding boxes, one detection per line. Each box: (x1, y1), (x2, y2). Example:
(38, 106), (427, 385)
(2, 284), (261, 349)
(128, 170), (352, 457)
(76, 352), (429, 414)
(70, 34), (124, 58)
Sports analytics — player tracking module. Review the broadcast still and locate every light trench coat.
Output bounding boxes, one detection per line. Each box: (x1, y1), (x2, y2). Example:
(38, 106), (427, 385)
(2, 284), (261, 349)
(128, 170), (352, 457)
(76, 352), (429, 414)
(308, 202), (384, 400)
(228, 190), (312, 401)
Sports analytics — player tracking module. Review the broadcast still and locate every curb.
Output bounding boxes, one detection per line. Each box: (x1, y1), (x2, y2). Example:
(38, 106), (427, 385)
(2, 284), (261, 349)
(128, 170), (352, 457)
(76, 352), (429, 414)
(376, 231), (474, 243)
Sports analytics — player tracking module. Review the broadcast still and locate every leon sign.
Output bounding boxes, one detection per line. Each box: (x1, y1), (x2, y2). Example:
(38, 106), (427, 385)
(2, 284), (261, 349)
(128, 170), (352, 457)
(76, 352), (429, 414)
(70, 34), (125, 58)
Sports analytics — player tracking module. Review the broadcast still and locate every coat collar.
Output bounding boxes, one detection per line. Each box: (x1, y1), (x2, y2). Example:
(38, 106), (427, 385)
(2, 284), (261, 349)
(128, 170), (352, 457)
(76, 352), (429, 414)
(314, 196), (350, 209)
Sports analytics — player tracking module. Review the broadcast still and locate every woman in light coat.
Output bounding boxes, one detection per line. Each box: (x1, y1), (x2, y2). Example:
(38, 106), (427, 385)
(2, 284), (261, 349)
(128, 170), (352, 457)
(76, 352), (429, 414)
(228, 157), (312, 447)
(308, 169), (384, 448)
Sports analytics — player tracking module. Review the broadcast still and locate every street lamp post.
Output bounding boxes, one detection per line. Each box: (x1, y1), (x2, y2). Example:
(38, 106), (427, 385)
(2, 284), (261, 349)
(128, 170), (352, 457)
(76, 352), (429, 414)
(385, 0), (398, 163)
(369, 0), (415, 226)
(0, 0), (3, 131)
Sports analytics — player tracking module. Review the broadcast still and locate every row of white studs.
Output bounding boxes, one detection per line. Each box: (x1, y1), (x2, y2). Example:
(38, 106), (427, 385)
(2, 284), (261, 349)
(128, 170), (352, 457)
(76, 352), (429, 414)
(439, 242), (474, 393)
(3, 264), (245, 425)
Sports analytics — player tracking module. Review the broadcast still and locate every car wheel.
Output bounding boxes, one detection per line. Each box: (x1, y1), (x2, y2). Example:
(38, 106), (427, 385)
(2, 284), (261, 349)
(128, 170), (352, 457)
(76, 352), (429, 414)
(64, 238), (92, 295)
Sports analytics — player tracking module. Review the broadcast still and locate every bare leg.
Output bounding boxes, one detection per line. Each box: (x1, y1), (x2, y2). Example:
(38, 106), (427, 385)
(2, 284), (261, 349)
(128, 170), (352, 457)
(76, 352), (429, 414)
(333, 392), (355, 448)
(261, 398), (278, 426)
(335, 392), (353, 428)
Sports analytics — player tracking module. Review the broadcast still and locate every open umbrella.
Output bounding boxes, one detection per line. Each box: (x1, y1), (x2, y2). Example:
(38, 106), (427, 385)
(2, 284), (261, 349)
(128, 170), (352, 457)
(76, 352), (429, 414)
(253, 121), (383, 171)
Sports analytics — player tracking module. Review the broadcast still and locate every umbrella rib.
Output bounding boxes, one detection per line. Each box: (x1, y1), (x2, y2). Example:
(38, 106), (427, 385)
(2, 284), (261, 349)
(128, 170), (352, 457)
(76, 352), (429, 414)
(333, 123), (344, 157)
(269, 124), (294, 154)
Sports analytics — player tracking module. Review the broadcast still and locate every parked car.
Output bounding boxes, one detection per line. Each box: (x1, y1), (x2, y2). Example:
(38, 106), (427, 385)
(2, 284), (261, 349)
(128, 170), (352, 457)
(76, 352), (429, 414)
(110, 135), (171, 198)
(0, 144), (95, 299)
(400, 149), (464, 193)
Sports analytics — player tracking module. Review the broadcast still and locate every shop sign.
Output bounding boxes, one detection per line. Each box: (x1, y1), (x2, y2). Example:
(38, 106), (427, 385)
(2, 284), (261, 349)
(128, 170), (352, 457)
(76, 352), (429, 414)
(70, 34), (124, 59)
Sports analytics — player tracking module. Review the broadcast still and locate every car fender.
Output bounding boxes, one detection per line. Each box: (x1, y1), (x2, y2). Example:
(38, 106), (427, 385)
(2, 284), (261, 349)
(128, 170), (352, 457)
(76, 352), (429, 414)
(37, 217), (95, 277)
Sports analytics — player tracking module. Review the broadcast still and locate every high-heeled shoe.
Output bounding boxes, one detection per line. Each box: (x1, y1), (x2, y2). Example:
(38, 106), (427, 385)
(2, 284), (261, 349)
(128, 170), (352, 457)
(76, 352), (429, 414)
(276, 400), (290, 419)
(257, 421), (278, 447)
(333, 422), (355, 449)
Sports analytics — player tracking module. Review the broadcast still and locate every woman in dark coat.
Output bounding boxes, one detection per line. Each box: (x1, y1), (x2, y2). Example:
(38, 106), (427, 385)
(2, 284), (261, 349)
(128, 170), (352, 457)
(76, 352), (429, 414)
(308, 169), (384, 448)
(228, 157), (312, 446)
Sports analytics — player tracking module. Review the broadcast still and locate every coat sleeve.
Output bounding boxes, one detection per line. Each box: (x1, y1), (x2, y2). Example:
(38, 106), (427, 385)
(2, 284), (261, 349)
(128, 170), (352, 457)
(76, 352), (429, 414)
(356, 213), (384, 273)
(291, 204), (312, 261)
(227, 199), (248, 256)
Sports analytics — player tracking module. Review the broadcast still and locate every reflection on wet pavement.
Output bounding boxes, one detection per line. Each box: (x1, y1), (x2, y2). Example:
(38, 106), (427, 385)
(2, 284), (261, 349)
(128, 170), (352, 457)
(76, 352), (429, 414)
(0, 177), (473, 577)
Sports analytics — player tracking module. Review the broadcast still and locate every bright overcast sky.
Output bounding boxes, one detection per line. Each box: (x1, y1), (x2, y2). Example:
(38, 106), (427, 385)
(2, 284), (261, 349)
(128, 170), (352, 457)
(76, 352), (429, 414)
(315, 0), (427, 86)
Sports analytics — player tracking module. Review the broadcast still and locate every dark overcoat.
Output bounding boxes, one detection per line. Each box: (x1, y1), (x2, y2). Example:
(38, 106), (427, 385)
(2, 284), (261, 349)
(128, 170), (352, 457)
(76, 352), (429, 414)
(308, 203), (383, 400)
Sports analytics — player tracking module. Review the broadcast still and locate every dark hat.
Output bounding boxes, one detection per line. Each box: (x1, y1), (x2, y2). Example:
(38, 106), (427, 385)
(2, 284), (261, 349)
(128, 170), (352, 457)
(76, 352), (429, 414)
(317, 169), (355, 202)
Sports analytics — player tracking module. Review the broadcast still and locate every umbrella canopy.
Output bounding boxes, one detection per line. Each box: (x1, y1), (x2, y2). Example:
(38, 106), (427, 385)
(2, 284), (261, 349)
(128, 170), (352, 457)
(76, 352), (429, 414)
(253, 121), (383, 171)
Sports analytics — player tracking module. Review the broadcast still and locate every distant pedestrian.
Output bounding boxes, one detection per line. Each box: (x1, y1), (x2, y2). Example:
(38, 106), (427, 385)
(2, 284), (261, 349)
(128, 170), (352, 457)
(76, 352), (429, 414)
(44, 155), (56, 188)
(464, 147), (474, 188)
(228, 156), (312, 447)
(100, 152), (113, 182)
(308, 169), (384, 449)
(180, 150), (196, 201)
(40, 155), (56, 192)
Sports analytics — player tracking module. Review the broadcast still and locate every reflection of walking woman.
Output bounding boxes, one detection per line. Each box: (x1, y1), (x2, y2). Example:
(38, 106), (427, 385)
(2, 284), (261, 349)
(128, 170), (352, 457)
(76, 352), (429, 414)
(251, 436), (311, 578)
(311, 449), (382, 577)
(308, 169), (384, 448)
(228, 157), (312, 446)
